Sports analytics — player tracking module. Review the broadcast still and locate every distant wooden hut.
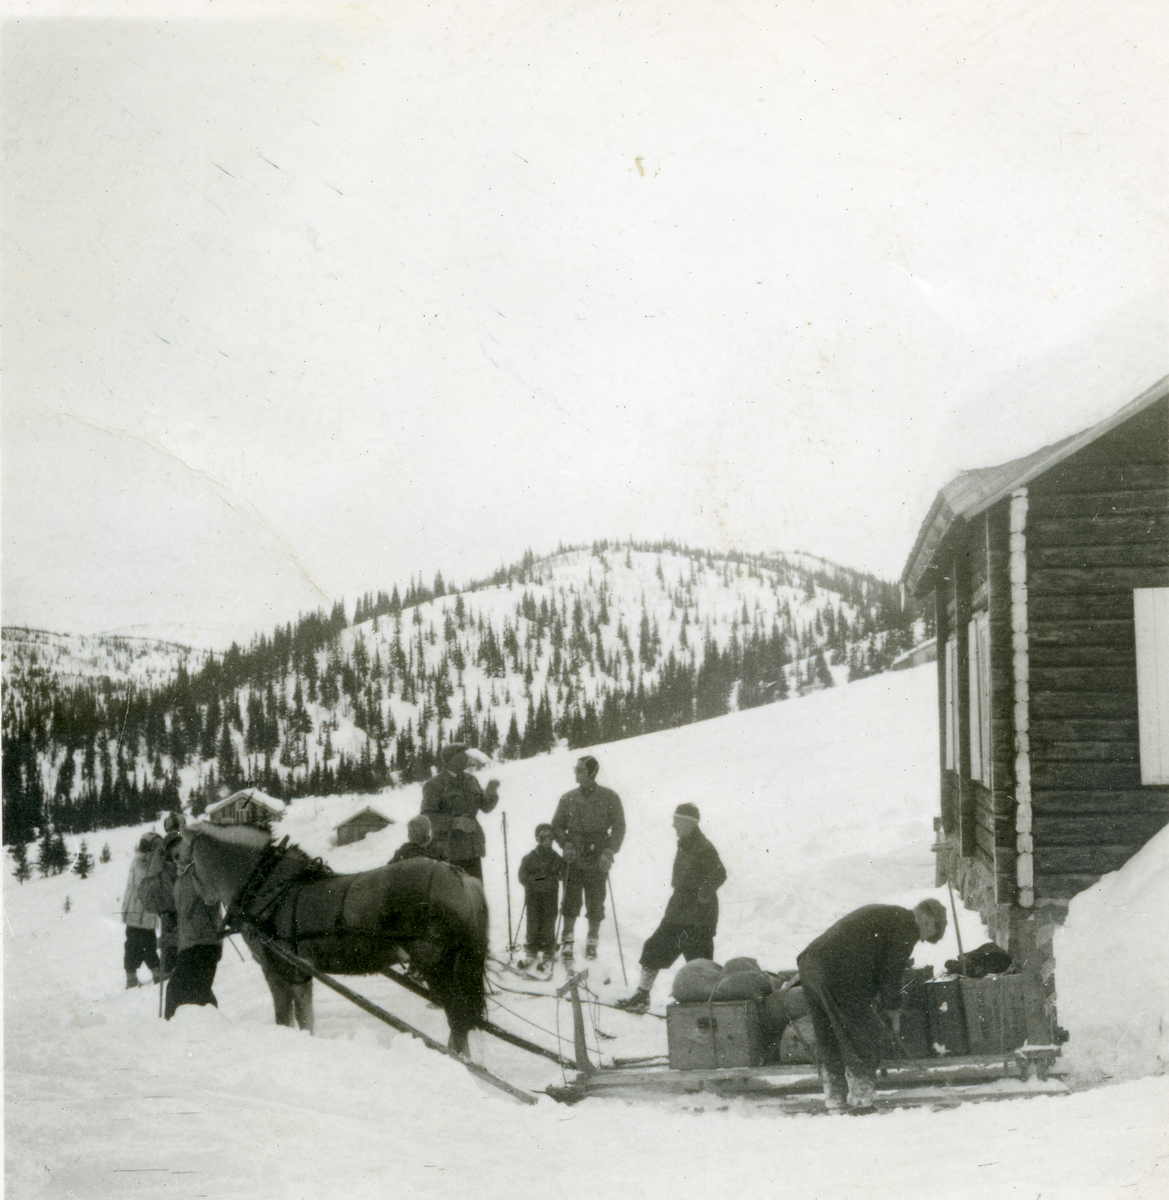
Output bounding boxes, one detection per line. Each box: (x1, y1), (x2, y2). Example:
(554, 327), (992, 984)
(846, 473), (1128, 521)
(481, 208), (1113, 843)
(334, 806), (393, 846)
(206, 788), (286, 828)
(902, 376), (1169, 1043)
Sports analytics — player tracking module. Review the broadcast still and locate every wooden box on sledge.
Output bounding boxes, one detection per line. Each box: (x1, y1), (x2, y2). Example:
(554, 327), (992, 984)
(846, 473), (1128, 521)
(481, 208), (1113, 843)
(666, 1000), (765, 1070)
(960, 974), (1027, 1055)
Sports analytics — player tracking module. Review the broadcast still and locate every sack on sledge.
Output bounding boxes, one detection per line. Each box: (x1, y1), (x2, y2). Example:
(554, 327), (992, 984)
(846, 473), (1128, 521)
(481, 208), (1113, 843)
(671, 959), (724, 1002)
(672, 958), (775, 1003)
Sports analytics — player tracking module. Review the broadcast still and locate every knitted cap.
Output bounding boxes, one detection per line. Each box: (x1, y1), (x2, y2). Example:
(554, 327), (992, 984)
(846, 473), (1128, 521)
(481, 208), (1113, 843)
(577, 755), (600, 778)
(440, 742), (468, 765)
(535, 823), (554, 839)
(674, 803), (700, 821)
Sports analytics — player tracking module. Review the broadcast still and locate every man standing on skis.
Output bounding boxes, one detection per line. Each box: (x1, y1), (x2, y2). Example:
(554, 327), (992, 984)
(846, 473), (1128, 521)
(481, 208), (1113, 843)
(615, 803), (726, 1012)
(796, 898), (947, 1112)
(551, 755), (625, 961)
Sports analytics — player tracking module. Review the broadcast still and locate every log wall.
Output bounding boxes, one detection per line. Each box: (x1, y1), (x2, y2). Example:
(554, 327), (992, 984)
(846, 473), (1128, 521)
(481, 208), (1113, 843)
(1025, 397), (1169, 900)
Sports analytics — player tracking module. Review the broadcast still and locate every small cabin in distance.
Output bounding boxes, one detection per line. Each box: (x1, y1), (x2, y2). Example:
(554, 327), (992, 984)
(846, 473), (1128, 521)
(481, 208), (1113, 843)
(334, 806), (393, 847)
(902, 377), (1169, 1043)
(206, 788), (286, 829)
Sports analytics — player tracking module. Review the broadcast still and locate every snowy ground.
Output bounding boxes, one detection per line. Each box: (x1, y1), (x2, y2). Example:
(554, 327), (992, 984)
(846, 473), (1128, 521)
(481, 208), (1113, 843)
(6, 666), (1167, 1199)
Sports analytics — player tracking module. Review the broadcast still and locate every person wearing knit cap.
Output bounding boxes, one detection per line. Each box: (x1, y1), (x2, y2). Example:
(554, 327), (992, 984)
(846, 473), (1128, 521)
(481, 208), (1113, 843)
(796, 898), (948, 1111)
(615, 803), (726, 1012)
(420, 743), (500, 880)
(390, 814), (435, 864)
(550, 756), (626, 961)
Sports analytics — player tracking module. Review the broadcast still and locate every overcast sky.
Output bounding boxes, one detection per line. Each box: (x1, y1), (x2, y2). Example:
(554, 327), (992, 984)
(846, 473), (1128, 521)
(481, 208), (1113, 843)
(3, 0), (1166, 648)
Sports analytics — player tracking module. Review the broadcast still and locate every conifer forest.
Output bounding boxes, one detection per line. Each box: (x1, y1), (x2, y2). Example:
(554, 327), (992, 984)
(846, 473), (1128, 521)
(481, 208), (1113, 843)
(2, 542), (927, 843)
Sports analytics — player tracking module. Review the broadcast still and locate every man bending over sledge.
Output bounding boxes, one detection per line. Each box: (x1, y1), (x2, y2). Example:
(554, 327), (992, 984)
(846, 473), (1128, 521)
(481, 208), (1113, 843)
(796, 898), (947, 1112)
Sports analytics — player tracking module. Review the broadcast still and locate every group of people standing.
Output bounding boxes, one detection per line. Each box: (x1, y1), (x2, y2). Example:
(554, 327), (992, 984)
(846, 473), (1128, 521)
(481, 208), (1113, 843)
(408, 741), (952, 1113)
(406, 743), (729, 1013)
(120, 813), (224, 1021)
(120, 743), (949, 1114)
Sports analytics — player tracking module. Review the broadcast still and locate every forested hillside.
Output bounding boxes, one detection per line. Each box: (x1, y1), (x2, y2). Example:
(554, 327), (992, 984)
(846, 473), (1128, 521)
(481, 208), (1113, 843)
(2, 542), (928, 842)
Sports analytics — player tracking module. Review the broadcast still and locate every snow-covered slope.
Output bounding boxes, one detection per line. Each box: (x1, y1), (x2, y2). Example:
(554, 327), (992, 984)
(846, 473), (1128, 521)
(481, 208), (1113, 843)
(2, 626), (205, 690)
(5, 665), (1166, 1200)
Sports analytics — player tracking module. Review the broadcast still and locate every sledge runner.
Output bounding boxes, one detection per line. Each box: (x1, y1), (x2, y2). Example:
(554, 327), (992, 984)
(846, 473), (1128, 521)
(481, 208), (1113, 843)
(616, 803), (725, 1013)
(516, 824), (565, 975)
(421, 743), (500, 881)
(551, 756), (625, 961)
(796, 899), (947, 1112)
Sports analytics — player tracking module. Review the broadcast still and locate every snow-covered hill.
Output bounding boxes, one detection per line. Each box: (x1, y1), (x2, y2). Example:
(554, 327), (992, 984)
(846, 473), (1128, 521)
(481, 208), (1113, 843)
(3, 544), (923, 840)
(5, 664), (1166, 1200)
(2, 626), (205, 690)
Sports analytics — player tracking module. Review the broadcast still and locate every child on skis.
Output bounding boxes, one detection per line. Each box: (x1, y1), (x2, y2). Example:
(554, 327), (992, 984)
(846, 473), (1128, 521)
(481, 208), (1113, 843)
(516, 824), (564, 975)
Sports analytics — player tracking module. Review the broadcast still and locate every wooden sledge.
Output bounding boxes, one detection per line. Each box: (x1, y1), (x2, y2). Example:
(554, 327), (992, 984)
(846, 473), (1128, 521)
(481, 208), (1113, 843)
(549, 1048), (1070, 1111)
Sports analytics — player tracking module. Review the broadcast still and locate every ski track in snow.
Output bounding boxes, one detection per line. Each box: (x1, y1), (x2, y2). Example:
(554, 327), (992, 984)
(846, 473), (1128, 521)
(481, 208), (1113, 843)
(6, 666), (1168, 1199)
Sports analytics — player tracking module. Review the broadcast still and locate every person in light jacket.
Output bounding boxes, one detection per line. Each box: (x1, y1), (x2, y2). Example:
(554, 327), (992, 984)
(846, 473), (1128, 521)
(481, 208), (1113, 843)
(164, 836), (224, 1019)
(141, 831), (182, 980)
(615, 803), (725, 1012)
(121, 834), (162, 989)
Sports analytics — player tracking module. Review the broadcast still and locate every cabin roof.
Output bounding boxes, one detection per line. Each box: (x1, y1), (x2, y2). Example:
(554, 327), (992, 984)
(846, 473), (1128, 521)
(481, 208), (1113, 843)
(333, 806), (391, 830)
(902, 375), (1169, 596)
(206, 787), (286, 817)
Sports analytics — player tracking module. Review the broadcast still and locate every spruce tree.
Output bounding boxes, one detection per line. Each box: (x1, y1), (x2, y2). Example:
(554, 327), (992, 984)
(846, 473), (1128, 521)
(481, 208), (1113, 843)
(36, 828), (54, 878)
(100, 842), (111, 864)
(72, 840), (94, 879)
(10, 840), (32, 884)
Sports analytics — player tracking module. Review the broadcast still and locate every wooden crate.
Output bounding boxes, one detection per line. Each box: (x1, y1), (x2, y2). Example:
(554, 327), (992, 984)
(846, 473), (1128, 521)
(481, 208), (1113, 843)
(924, 979), (970, 1056)
(960, 975), (1027, 1054)
(666, 1000), (765, 1070)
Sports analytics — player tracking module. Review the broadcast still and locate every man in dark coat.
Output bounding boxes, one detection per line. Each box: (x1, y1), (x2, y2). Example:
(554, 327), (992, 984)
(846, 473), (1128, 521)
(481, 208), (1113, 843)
(796, 898), (947, 1111)
(420, 743), (500, 880)
(551, 755), (626, 960)
(615, 803), (726, 1012)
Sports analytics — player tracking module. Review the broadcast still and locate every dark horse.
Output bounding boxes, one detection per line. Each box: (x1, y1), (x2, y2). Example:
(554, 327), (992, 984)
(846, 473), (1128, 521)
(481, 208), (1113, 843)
(186, 823), (488, 1054)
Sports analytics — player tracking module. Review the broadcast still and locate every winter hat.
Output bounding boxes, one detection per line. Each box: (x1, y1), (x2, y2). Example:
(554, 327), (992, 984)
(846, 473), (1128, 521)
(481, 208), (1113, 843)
(674, 803), (701, 821)
(163, 831), (183, 853)
(535, 823), (554, 839)
(137, 835), (156, 853)
(914, 897), (947, 926)
(440, 742), (468, 766)
(163, 811), (187, 833)
(407, 814), (433, 844)
(577, 755), (600, 778)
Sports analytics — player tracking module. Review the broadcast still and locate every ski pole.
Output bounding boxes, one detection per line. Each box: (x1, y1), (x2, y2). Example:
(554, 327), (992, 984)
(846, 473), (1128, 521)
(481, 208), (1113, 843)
(513, 898), (527, 956)
(502, 812), (514, 950)
(946, 879), (966, 975)
(608, 876), (628, 986)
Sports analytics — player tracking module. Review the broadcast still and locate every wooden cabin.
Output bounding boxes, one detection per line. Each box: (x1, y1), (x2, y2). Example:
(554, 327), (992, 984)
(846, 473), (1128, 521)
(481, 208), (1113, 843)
(334, 806), (393, 846)
(902, 376), (1169, 1043)
(206, 788), (286, 828)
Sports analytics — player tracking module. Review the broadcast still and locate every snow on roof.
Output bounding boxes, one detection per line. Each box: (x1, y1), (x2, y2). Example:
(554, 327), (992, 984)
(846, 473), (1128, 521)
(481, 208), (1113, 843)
(333, 806), (392, 830)
(902, 374), (1169, 596)
(205, 788), (287, 816)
